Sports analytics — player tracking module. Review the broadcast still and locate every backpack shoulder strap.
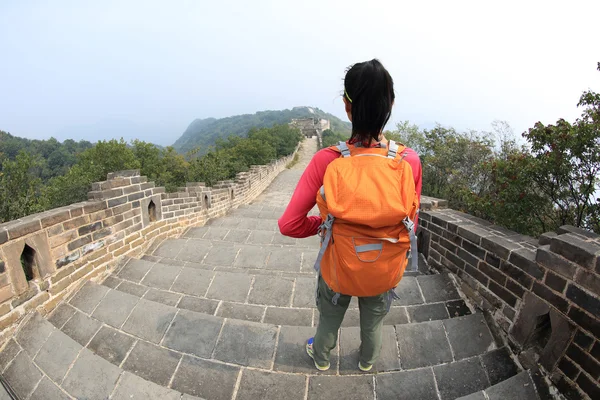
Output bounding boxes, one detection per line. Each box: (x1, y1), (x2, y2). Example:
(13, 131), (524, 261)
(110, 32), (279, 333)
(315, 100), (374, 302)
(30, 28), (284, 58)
(335, 141), (351, 158)
(387, 140), (409, 160)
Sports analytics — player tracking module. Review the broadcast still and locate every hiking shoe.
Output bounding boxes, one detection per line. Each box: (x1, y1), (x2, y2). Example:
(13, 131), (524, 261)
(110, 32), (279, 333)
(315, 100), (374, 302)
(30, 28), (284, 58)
(358, 361), (373, 372)
(306, 338), (330, 371)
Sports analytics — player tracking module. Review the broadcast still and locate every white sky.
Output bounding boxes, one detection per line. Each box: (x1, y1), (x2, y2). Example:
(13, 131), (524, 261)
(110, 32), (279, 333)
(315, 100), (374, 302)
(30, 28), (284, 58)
(1, 0), (598, 146)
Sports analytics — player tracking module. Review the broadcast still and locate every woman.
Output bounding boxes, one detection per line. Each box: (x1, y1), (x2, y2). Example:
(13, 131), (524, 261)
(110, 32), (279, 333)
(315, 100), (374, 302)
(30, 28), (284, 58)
(278, 59), (422, 371)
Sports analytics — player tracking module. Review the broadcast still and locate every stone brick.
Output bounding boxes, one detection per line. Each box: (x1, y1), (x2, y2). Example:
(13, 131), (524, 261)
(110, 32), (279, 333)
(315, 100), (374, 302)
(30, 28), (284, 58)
(67, 235), (92, 251)
(559, 357), (581, 380)
(40, 210), (71, 228)
(486, 252), (501, 268)
(573, 330), (594, 351)
(0, 284), (14, 303)
(441, 230), (462, 246)
(574, 268), (600, 295)
(444, 252), (464, 271)
(83, 201), (107, 214)
(69, 205), (84, 217)
(482, 236), (522, 260)
(0, 229), (8, 245)
(49, 229), (77, 248)
(545, 271), (567, 293)
(464, 264), (489, 286)
(576, 370), (600, 399)
(508, 248), (544, 279)
(78, 221), (102, 236)
(539, 231), (557, 246)
(505, 279), (526, 298)
(107, 195), (128, 208)
(457, 248), (480, 267)
(532, 282), (569, 313)
(566, 284), (600, 317)
(551, 234), (600, 269)
(536, 247), (577, 280)
(63, 215), (89, 230)
(128, 192), (145, 202)
(92, 227), (112, 241)
(592, 342), (600, 361)
(457, 225), (493, 245)
(7, 219), (41, 240)
(567, 343), (600, 379)
(478, 261), (507, 285)
(489, 280), (518, 307)
(103, 214), (124, 227)
(499, 261), (534, 289)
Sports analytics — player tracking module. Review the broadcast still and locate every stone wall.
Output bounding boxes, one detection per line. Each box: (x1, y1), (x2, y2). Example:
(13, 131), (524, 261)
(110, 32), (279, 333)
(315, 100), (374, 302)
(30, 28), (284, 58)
(0, 146), (299, 344)
(419, 205), (600, 399)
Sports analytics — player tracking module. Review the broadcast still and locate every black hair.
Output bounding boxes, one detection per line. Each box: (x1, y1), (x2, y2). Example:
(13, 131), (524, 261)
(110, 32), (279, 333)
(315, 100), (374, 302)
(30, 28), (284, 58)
(344, 59), (395, 144)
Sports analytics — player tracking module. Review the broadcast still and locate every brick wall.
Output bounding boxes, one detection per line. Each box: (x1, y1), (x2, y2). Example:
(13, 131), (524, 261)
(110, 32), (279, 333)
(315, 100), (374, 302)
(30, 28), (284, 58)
(0, 145), (299, 344)
(419, 205), (600, 400)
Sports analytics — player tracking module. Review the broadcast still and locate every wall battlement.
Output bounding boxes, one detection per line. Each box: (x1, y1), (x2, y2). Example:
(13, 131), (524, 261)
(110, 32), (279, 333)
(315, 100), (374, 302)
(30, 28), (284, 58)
(419, 206), (600, 399)
(0, 146), (299, 343)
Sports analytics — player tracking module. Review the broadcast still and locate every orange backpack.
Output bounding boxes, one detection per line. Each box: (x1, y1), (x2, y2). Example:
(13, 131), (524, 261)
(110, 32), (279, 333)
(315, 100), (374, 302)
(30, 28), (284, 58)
(314, 140), (419, 298)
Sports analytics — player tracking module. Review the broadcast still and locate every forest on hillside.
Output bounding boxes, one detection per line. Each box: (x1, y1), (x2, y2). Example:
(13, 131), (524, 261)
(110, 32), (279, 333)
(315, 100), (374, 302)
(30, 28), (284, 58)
(319, 64), (600, 236)
(173, 107), (350, 154)
(0, 124), (303, 224)
(1, 64), (598, 236)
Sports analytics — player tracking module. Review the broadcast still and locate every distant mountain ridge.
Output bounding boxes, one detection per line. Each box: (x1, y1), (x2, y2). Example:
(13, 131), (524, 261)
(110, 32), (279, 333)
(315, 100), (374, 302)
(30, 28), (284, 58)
(172, 106), (350, 154)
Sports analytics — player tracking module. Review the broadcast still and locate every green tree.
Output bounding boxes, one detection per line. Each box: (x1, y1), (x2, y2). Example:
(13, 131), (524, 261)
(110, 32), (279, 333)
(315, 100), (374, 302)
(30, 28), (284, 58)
(0, 151), (42, 222)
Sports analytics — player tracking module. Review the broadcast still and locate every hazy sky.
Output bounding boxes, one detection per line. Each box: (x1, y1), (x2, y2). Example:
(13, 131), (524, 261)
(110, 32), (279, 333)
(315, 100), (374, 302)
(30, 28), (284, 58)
(1, 0), (599, 146)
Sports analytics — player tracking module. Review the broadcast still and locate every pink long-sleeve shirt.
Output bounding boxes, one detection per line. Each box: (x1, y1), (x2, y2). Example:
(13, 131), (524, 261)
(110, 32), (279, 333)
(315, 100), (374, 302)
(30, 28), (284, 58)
(278, 143), (423, 238)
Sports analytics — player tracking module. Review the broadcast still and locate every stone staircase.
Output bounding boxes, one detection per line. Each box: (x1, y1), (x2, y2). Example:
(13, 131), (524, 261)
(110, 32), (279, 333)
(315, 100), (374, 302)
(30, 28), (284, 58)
(0, 138), (547, 399)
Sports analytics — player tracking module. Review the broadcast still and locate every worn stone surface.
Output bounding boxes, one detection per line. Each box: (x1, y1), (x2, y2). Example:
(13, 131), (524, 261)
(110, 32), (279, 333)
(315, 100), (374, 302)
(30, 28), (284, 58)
(87, 326), (136, 366)
(171, 355), (239, 400)
(48, 303), (77, 328)
(92, 288), (139, 327)
(376, 369), (439, 400)
(292, 277), (316, 307)
(443, 314), (494, 359)
(33, 329), (81, 382)
(111, 372), (181, 400)
(308, 375), (374, 400)
(407, 303), (449, 322)
(16, 313), (55, 356)
(163, 309), (222, 358)
(396, 320), (453, 368)
(394, 276), (424, 305)
(216, 302), (264, 322)
(214, 319), (278, 368)
(206, 271), (251, 301)
(480, 347), (519, 385)
(3, 351), (43, 399)
(68, 281), (109, 313)
(118, 259), (154, 282)
(264, 307), (312, 326)
(171, 267), (213, 296)
(61, 310), (102, 346)
(122, 340), (181, 386)
(237, 369), (306, 400)
(434, 357), (490, 400)
(0, 339), (20, 372)
(122, 298), (176, 343)
(249, 275), (294, 306)
(141, 263), (182, 290)
(30, 377), (71, 400)
(486, 371), (538, 400)
(418, 274), (460, 302)
(143, 288), (181, 306)
(177, 296), (219, 314)
(62, 349), (121, 400)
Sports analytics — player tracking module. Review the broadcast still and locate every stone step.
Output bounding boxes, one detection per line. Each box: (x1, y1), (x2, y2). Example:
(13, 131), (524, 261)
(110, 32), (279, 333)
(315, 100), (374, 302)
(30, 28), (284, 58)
(106, 258), (469, 326)
(183, 226), (320, 248)
(47, 280), (523, 399)
(59, 281), (504, 372)
(0, 313), (198, 400)
(455, 371), (540, 400)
